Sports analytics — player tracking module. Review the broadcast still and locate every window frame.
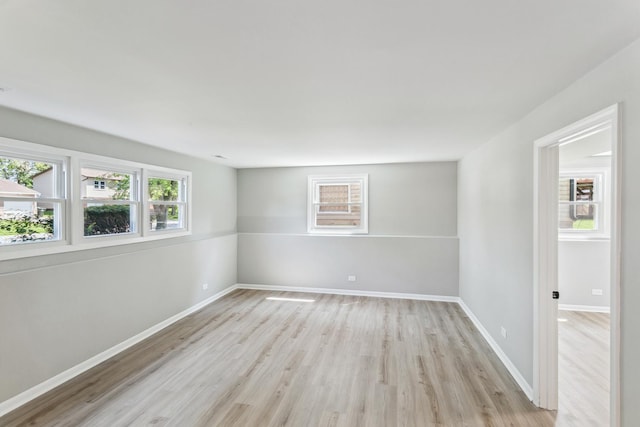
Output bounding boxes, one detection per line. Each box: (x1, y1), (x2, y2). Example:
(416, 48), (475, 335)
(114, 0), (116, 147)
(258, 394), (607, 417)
(0, 136), (192, 261)
(79, 161), (142, 241)
(0, 140), (69, 255)
(558, 169), (608, 238)
(143, 169), (191, 235)
(307, 174), (368, 235)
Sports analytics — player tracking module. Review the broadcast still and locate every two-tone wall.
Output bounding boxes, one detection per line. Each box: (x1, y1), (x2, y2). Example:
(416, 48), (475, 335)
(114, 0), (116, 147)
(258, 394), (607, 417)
(0, 106), (238, 404)
(237, 162), (459, 296)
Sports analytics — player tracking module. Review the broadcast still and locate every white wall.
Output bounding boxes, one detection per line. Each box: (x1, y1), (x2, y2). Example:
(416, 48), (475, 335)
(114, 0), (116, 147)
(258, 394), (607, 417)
(458, 38), (640, 425)
(238, 162), (459, 296)
(0, 106), (238, 404)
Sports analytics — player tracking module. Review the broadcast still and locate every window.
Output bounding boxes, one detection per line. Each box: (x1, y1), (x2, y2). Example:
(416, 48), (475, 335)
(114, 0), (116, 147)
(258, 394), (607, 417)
(0, 150), (66, 246)
(0, 136), (192, 260)
(308, 174), (368, 234)
(558, 173), (604, 233)
(81, 166), (139, 237)
(147, 174), (188, 232)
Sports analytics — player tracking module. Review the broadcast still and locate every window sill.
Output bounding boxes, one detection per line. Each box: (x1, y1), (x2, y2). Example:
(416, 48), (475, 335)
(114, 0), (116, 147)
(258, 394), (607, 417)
(0, 230), (192, 261)
(558, 235), (610, 242)
(307, 230), (369, 236)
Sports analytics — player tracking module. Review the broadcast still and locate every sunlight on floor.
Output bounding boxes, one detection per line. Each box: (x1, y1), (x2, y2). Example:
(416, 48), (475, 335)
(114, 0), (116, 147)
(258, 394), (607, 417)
(265, 296), (315, 303)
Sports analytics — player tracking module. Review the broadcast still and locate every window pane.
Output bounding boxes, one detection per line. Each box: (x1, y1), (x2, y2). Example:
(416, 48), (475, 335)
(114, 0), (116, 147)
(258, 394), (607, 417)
(148, 178), (181, 202)
(315, 181), (362, 227)
(81, 168), (131, 200)
(84, 202), (135, 236)
(149, 204), (183, 231)
(1, 156), (56, 197)
(558, 203), (598, 231)
(319, 184), (349, 212)
(0, 200), (58, 245)
(316, 204), (362, 227)
(559, 177), (595, 203)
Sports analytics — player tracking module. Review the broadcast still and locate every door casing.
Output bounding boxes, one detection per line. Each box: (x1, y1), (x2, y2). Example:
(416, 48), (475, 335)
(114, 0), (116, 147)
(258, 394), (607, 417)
(532, 104), (621, 426)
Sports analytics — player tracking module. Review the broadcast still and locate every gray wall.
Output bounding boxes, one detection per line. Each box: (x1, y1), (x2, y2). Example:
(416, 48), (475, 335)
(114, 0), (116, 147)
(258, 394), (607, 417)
(238, 162), (459, 296)
(458, 38), (640, 425)
(558, 240), (610, 308)
(0, 106), (238, 403)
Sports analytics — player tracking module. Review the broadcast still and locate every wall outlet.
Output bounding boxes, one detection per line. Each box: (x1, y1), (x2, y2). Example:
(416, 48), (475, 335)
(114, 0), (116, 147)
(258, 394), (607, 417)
(592, 288), (603, 296)
(347, 275), (357, 282)
(501, 327), (507, 339)
(202, 283), (209, 290)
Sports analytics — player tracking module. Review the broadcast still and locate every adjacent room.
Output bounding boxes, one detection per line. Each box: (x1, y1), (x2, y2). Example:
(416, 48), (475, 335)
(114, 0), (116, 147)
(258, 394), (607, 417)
(1, 1), (639, 426)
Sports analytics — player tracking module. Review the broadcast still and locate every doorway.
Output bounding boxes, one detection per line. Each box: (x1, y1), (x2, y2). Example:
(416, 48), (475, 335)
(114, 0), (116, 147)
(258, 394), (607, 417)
(557, 125), (612, 425)
(533, 104), (621, 426)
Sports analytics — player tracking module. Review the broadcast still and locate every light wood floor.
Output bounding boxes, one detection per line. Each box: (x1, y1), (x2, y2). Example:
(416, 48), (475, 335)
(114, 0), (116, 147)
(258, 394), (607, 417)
(557, 310), (610, 427)
(1, 290), (559, 427)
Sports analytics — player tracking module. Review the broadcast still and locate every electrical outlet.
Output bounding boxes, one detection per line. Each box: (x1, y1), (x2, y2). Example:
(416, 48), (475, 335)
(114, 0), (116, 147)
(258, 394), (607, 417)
(592, 288), (603, 296)
(202, 283), (209, 290)
(501, 327), (507, 339)
(347, 275), (357, 282)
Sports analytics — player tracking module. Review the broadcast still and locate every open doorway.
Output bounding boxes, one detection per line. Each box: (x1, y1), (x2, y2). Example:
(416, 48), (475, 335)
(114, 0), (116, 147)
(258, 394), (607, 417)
(533, 104), (621, 426)
(557, 126), (612, 425)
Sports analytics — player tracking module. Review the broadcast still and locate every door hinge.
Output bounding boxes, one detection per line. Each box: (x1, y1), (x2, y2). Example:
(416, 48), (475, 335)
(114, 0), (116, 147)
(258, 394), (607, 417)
(552, 291), (560, 299)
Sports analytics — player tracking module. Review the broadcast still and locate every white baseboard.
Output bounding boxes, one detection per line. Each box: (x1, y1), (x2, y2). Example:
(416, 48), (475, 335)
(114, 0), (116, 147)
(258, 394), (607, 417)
(0, 284), (239, 418)
(457, 300), (534, 400)
(236, 283), (461, 303)
(559, 304), (610, 313)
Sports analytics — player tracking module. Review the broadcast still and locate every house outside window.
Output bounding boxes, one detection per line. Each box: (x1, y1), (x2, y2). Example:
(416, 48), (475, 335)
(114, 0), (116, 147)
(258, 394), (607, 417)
(558, 172), (604, 234)
(0, 152), (66, 246)
(308, 174), (368, 234)
(1, 137), (192, 260)
(81, 166), (139, 237)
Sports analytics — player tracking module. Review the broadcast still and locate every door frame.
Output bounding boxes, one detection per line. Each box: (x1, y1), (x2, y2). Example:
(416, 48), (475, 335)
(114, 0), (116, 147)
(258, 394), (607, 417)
(532, 104), (621, 425)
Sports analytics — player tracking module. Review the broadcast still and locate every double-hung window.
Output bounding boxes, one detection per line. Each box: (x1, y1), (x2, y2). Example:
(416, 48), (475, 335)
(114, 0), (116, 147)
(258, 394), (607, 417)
(146, 173), (188, 232)
(81, 165), (140, 238)
(558, 172), (604, 234)
(0, 149), (67, 246)
(308, 174), (368, 234)
(1, 136), (192, 259)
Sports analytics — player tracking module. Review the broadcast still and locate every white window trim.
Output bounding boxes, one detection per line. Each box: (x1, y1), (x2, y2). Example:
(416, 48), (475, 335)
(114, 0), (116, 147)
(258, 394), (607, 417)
(143, 169), (192, 236)
(79, 160), (143, 242)
(558, 168), (609, 240)
(0, 136), (192, 261)
(0, 140), (70, 256)
(307, 174), (368, 235)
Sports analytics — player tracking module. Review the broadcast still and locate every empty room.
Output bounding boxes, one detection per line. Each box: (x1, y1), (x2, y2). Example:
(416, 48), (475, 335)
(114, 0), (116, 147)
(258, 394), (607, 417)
(1, 1), (639, 426)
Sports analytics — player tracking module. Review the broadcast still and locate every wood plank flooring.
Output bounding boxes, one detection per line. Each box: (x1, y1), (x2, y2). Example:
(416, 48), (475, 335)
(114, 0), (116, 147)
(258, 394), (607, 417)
(557, 310), (610, 427)
(0, 290), (559, 426)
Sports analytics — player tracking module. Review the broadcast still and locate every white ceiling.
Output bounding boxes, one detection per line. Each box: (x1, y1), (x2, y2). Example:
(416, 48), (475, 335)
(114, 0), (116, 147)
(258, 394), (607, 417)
(560, 128), (611, 169)
(0, 1), (638, 168)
